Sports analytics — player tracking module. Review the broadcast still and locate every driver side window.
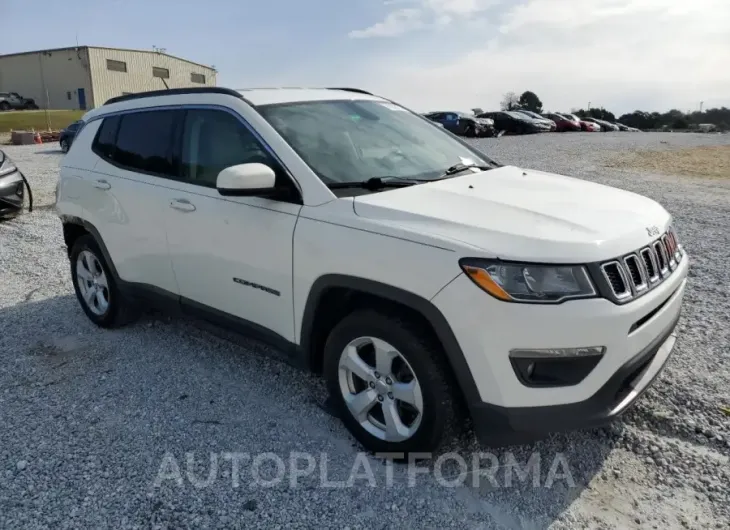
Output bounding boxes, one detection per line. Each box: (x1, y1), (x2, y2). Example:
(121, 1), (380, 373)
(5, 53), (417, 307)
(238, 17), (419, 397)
(179, 109), (277, 188)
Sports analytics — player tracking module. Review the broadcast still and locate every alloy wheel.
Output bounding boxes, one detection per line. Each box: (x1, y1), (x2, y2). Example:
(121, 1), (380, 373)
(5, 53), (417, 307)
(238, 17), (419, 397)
(337, 336), (424, 442)
(76, 250), (110, 316)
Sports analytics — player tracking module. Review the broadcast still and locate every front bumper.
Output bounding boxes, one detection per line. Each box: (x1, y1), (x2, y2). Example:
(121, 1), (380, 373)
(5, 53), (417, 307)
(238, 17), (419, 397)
(470, 313), (678, 445)
(0, 170), (25, 216)
(431, 253), (688, 445)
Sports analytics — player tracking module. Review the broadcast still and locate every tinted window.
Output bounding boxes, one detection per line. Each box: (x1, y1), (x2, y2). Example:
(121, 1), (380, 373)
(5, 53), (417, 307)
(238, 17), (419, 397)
(179, 109), (278, 188)
(92, 116), (121, 160)
(113, 110), (176, 175)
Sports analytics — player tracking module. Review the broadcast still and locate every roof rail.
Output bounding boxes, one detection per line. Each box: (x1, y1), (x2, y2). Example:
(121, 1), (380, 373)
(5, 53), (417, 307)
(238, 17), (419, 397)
(104, 87), (243, 106)
(327, 87), (373, 96)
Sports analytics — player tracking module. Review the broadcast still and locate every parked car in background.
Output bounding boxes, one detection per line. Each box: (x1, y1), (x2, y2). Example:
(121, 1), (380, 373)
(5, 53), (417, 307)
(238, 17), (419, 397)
(423, 111), (495, 137)
(582, 117), (619, 132)
(514, 110), (557, 131)
(477, 111), (551, 135)
(613, 122), (630, 131)
(561, 114), (600, 132)
(543, 113), (581, 132)
(0, 92), (39, 111)
(0, 149), (29, 218)
(59, 120), (85, 153)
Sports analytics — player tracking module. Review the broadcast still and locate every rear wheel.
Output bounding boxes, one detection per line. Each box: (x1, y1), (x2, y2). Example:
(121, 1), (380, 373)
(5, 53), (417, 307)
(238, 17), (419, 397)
(324, 309), (458, 454)
(69, 235), (138, 327)
(60, 139), (69, 153)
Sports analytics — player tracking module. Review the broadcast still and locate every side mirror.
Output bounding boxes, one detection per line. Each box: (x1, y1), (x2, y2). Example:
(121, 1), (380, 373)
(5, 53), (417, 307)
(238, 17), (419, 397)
(216, 163), (276, 197)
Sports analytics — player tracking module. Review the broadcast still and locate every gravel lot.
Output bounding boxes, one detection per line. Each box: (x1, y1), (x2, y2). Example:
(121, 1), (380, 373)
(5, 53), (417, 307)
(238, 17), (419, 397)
(1, 133), (729, 529)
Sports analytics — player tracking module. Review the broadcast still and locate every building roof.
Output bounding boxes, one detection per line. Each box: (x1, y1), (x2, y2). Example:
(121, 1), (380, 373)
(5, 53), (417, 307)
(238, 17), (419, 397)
(0, 46), (216, 71)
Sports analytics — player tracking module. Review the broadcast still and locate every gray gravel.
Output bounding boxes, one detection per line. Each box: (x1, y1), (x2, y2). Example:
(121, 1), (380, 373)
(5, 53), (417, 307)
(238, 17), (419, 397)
(1, 133), (729, 529)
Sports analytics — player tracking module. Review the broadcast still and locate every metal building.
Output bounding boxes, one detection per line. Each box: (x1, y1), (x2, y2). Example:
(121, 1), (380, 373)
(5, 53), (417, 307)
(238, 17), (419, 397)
(0, 46), (217, 111)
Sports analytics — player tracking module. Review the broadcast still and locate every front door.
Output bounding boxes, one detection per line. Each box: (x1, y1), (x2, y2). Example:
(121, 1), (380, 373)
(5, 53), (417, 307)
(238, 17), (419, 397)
(163, 108), (301, 342)
(78, 88), (87, 110)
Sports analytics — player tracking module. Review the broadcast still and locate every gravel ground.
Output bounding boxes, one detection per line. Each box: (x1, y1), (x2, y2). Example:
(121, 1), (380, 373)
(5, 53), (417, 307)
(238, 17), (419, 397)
(1, 133), (729, 529)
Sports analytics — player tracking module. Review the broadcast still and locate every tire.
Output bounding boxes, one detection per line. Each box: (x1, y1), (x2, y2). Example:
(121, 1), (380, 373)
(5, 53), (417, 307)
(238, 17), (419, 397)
(324, 309), (458, 455)
(0, 102), (10, 111)
(69, 234), (138, 328)
(465, 124), (477, 138)
(60, 139), (69, 153)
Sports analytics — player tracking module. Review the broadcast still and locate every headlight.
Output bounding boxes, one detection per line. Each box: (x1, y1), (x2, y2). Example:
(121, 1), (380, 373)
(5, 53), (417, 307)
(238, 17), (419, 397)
(459, 259), (597, 303)
(0, 150), (17, 177)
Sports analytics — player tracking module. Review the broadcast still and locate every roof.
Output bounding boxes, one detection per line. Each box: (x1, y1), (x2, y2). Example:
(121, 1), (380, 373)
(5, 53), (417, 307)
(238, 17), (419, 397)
(236, 87), (384, 106)
(0, 46), (215, 71)
(82, 87), (384, 121)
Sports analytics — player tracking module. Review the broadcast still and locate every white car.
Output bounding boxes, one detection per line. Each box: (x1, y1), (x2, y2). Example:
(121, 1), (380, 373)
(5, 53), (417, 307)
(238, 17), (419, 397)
(56, 87), (688, 454)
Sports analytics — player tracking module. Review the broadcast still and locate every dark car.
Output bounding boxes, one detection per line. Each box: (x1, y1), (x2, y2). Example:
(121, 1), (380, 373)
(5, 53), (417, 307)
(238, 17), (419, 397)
(0, 149), (32, 218)
(477, 111), (551, 135)
(59, 120), (85, 153)
(514, 110), (557, 131)
(423, 111), (495, 137)
(613, 122), (630, 131)
(543, 112), (581, 132)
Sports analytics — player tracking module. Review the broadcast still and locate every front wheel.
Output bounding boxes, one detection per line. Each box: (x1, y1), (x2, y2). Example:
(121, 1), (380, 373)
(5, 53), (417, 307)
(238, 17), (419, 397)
(60, 139), (69, 153)
(0, 102), (10, 111)
(324, 309), (458, 454)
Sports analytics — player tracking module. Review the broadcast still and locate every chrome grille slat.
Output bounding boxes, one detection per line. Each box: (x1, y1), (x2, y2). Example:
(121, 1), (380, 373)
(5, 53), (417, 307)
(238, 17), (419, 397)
(600, 228), (682, 302)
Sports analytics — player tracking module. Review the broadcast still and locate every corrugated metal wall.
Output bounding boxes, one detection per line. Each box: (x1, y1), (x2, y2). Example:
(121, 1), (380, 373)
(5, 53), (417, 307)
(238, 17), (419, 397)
(0, 48), (93, 110)
(88, 48), (217, 107)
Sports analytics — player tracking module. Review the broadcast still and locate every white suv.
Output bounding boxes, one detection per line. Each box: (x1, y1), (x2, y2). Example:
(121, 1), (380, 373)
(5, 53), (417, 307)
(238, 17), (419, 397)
(56, 87), (688, 453)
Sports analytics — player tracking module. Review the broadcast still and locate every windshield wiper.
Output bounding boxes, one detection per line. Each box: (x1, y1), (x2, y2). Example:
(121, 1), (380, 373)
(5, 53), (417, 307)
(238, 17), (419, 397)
(327, 177), (420, 190)
(436, 162), (493, 180)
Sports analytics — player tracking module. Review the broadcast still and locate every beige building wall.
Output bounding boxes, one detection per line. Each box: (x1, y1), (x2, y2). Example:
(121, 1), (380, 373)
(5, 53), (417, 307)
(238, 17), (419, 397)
(87, 48), (217, 107)
(0, 48), (93, 110)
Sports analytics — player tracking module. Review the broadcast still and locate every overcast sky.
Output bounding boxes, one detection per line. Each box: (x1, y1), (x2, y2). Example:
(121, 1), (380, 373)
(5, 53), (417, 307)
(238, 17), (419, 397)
(4, 0), (730, 114)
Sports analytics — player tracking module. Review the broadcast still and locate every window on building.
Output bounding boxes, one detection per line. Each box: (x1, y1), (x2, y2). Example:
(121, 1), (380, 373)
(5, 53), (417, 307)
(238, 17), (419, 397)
(106, 59), (128, 73)
(191, 73), (206, 84)
(152, 67), (170, 79)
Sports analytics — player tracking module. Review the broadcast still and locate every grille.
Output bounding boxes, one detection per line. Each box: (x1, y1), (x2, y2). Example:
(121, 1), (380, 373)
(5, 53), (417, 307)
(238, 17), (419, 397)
(600, 228), (683, 303)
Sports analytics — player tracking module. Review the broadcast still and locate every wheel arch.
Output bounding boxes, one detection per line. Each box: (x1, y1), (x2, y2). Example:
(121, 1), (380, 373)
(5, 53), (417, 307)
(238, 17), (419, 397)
(61, 216), (120, 280)
(300, 274), (482, 408)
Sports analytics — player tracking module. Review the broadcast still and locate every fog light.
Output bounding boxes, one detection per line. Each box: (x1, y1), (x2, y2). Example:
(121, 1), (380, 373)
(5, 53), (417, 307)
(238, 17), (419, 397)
(509, 346), (605, 387)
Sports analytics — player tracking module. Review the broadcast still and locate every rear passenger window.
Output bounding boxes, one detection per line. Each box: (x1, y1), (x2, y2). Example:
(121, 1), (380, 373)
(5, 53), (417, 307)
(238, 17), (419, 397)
(179, 109), (277, 188)
(113, 110), (176, 176)
(92, 116), (121, 160)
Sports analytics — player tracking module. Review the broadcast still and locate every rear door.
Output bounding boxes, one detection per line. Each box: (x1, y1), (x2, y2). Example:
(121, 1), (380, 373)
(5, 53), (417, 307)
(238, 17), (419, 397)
(82, 110), (178, 294)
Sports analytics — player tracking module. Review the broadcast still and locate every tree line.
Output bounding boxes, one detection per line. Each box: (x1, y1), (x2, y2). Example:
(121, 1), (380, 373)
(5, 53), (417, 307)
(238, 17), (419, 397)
(499, 91), (729, 131)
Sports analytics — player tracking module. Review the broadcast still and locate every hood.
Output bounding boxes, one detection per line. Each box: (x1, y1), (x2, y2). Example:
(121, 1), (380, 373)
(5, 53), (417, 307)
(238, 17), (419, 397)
(474, 117), (494, 125)
(353, 166), (670, 263)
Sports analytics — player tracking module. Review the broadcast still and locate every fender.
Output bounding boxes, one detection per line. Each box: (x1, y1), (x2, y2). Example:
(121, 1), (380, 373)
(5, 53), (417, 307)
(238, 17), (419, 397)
(300, 274), (482, 407)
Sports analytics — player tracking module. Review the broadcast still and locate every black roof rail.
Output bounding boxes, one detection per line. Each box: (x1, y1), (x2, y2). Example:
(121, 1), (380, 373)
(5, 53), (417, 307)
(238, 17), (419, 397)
(104, 87), (243, 106)
(327, 87), (373, 96)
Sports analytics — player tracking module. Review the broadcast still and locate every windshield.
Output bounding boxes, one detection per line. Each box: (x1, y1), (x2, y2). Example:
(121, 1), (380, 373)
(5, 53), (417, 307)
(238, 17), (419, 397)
(504, 111), (529, 120)
(258, 99), (496, 185)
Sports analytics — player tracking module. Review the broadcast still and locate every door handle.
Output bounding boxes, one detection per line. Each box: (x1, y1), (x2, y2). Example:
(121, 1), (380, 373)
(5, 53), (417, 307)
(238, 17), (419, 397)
(92, 179), (111, 190)
(170, 198), (196, 212)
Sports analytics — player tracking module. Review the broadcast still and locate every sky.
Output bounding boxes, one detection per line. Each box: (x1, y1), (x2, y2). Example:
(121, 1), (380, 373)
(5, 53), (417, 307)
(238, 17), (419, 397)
(4, 0), (730, 115)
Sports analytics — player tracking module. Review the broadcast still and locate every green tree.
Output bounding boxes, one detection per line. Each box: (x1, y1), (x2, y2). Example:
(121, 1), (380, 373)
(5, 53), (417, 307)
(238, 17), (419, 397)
(518, 91), (543, 113)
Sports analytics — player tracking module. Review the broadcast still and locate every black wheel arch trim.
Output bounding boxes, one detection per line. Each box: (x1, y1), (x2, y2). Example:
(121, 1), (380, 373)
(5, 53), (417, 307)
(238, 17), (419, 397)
(300, 274), (482, 407)
(61, 216), (122, 280)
